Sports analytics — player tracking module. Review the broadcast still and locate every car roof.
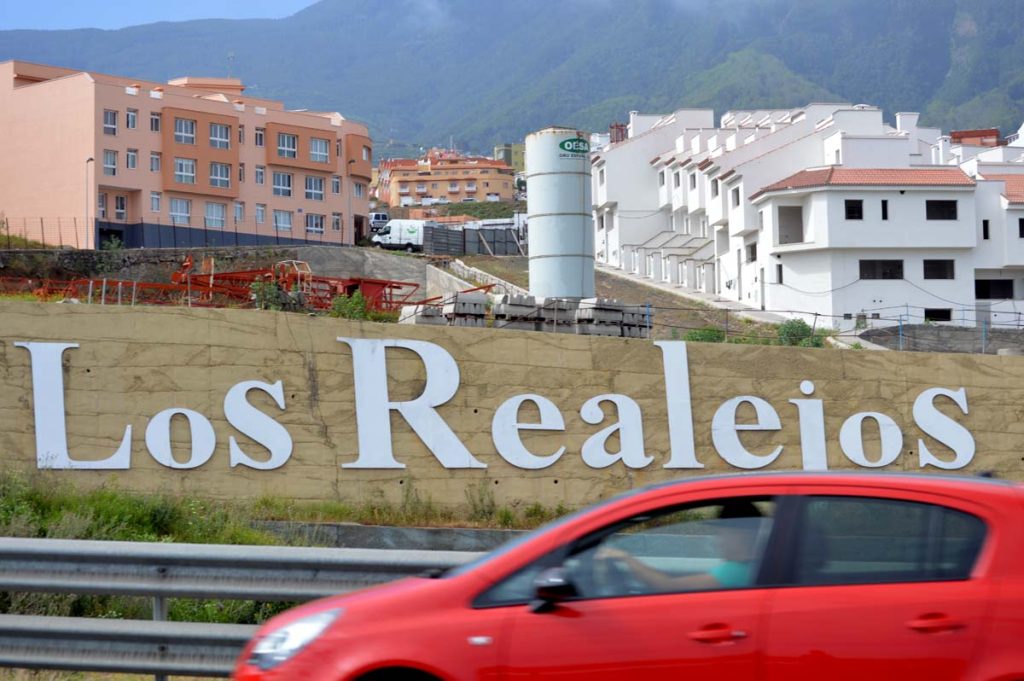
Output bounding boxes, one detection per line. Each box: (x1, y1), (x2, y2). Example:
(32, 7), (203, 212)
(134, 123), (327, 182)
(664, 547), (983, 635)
(634, 470), (1020, 501)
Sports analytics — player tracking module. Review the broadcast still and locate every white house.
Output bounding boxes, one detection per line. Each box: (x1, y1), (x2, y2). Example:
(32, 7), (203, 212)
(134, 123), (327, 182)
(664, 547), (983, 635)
(591, 102), (1024, 329)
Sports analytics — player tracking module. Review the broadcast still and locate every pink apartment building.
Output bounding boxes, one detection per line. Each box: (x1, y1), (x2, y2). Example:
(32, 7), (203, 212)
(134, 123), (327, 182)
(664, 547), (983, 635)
(0, 60), (373, 249)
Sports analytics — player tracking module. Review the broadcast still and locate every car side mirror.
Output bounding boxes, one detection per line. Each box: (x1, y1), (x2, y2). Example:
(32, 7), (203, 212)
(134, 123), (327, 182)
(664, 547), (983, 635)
(530, 566), (578, 612)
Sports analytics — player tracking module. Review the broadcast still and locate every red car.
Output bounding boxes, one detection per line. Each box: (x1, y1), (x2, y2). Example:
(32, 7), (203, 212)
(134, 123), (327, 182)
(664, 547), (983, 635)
(233, 473), (1024, 681)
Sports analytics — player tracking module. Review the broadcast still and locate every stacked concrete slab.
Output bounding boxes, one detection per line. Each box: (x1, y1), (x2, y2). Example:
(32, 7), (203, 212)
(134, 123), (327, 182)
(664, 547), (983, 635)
(575, 298), (625, 336)
(493, 293), (540, 331)
(538, 298), (579, 334)
(398, 304), (447, 326)
(622, 304), (651, 338)
(443, 291), (488, 328)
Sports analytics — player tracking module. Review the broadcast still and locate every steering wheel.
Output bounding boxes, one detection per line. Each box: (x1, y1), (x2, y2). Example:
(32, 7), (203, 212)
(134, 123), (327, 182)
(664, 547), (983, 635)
(591, 548), (640, 597)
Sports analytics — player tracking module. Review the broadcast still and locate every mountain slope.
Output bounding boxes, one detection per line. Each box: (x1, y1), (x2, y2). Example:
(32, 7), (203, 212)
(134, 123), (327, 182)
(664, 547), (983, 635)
(1, 0), (1023, 153)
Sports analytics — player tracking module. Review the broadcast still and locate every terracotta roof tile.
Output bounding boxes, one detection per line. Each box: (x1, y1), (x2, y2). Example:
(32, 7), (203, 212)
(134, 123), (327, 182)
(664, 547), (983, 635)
(751, 167), (975, 200)
(982, 174), (1024, 204)
(697, 159), (714, 170)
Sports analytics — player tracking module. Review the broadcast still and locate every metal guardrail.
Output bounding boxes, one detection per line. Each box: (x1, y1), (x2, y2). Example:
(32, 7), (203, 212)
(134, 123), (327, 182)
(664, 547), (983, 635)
(0, 537), (479, 678)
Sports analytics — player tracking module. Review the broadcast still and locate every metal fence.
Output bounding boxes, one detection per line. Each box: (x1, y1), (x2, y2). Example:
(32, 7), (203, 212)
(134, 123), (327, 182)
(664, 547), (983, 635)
(0, 537), (477, 678)
(424, 226), (526, 256)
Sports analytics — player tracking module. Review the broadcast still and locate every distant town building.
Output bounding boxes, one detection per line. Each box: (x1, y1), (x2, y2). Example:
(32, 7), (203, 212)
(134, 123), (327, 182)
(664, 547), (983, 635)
(0, 60), (373, 248)
(492, 143), (525, 174)
(594, 103), (1024, 329)
(375, 149), (515, 208)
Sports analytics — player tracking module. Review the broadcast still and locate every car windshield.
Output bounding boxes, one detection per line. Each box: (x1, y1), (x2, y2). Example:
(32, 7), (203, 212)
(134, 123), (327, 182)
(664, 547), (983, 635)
(444, 488), (644, 578)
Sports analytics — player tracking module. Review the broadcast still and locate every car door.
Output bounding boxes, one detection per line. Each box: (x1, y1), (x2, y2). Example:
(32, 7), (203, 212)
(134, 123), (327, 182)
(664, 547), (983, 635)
(488, 495), (781, 681)
(762, 492), (993, 681)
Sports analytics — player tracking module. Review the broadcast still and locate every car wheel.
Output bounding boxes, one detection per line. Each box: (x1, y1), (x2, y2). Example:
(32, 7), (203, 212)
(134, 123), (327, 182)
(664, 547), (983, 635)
(357, 669), (440, 681)
(405, 243), (414, 253)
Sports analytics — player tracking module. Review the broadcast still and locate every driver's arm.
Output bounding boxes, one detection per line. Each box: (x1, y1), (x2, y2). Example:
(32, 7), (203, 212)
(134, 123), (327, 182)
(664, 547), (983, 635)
(598, 547), (720, 591)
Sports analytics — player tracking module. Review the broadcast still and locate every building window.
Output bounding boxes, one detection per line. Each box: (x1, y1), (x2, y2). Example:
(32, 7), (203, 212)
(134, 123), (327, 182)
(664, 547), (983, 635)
(210, 162), (231, 188)
(658, 171), (665, 187)
(924, 308), (952, 322)
(976, 279), (1013, 299)
(97, 193), (107, 219)
(354, 183), (365, 198)
(126, 109), (138, 130)
(776, 263), (783, 285)
(923, 259), (955, 280)
(174, 118), (196, 145)
(448, 182), (458, 192)
(1019, 217), (1024, 239)
(926, 200), (957, 220)
(711, 179), (719, 197)
(114, 196), (126, 221)
(881, 199), (889, 220)
(174, 158), (196, 185)
(305, 176), (325, 201)
(845, 199), (863, 220)
(169, 198), (191, 225)
(273, 172), (293, 197)
(305, 213), (325, 233)
(332, 175), (341, 194)
(731, 186), (740, 207)
(277, 132), (298, 158)
(103, 110), (117, 135)
(332, 212), (342, 231)
(982, 219), (990, 240)
(103, 150), (117, 176)
(690, 173), (697, 190)
(126, 149), (138, 170)
(150, 152), (161, 172)
(150, 112), (161, 132)
(859, 259), (903, 280)
(311, 138), (329, 163)
(239, 163), (245, 183)
(255, 204), (266, 224)
(238, 125), (245, 144)
(362, 146), (370, 162)
(234, 201), (244, 223)
(150, 191), (161, 213)
(254, 127), (265, 147)
(745, 243), (757, 262)
(255, 165), (265, 185)
(673, 172), (680, 188)
(273, 210), (293, 232)
(209, 123), (231, 149)
(598, 168), (605, 185)
(204, 202), (226, 228)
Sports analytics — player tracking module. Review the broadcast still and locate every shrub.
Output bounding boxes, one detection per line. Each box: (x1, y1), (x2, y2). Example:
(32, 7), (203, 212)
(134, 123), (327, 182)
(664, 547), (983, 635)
(683, 326), (726, 343)
(777, 319), (814, 346)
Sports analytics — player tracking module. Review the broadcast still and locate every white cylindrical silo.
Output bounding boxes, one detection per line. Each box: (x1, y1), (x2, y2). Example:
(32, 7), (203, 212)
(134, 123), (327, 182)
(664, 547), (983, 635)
(525, 127), (594, 299)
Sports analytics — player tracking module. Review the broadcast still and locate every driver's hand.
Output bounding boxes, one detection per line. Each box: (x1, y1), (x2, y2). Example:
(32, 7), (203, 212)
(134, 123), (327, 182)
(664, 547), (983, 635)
(595, 545), (629, 562)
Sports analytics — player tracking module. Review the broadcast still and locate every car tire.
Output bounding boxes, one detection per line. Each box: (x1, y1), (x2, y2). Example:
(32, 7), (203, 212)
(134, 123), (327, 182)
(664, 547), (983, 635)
(405, 243), (414, 253)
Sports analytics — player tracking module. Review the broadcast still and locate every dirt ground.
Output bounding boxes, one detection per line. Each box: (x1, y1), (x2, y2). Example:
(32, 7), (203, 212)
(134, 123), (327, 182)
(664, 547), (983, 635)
(461, 256), (779, 342)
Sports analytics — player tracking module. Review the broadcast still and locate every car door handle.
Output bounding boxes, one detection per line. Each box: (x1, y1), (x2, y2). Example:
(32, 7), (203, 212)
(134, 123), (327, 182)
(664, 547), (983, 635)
(906, 613), (965, 634)
(687, 624), (748, 644)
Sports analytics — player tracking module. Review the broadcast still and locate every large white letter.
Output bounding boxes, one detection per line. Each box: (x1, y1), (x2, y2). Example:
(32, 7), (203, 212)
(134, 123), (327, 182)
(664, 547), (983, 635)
(338, 337), (484, 469)
(225, 380), (293, 470)
(654, 341), (703, 469)
(492, 394), (565, 469)
(913, 387), (974, 470)
(580, 394), (652, 469)
(789, 380), (828, 471)
(840, 412), (902, 468)
(145, 408), (216, 469)
(15, 341), (131, 470)
(712, 397), (783, 469)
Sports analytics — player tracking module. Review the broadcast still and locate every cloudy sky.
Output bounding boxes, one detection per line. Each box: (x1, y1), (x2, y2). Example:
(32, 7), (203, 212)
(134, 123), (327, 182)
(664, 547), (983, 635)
(0, 0), (320, 30)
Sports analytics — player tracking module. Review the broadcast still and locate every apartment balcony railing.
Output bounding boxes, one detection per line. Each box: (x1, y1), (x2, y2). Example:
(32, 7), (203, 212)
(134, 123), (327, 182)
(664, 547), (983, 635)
(398, 187), (410, 194)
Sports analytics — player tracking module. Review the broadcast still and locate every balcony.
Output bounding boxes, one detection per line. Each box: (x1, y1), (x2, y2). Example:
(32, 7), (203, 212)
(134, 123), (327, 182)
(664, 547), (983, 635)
(398, 186), (410, 194)
(465, 184), (478, 192)
(416, 186), (428, 193)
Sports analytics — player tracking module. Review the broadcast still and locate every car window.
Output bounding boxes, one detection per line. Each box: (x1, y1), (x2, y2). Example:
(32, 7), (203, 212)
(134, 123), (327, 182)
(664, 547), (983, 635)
(791, 496), (987, 587)
(474, 496), (776, 607)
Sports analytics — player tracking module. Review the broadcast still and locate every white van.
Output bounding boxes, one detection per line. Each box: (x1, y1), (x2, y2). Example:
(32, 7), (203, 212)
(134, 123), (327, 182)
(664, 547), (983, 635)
(368, 212), (390, 233)
(371, 219), (436, 252)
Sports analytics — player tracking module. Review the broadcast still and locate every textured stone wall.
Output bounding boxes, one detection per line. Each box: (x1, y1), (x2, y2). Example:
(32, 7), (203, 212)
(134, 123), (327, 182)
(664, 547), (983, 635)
(0, 300), (1021, 510)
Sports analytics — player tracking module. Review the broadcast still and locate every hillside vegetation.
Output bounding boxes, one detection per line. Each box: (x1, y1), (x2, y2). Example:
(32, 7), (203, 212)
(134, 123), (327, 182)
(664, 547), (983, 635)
(2, 0), (1023, 153)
